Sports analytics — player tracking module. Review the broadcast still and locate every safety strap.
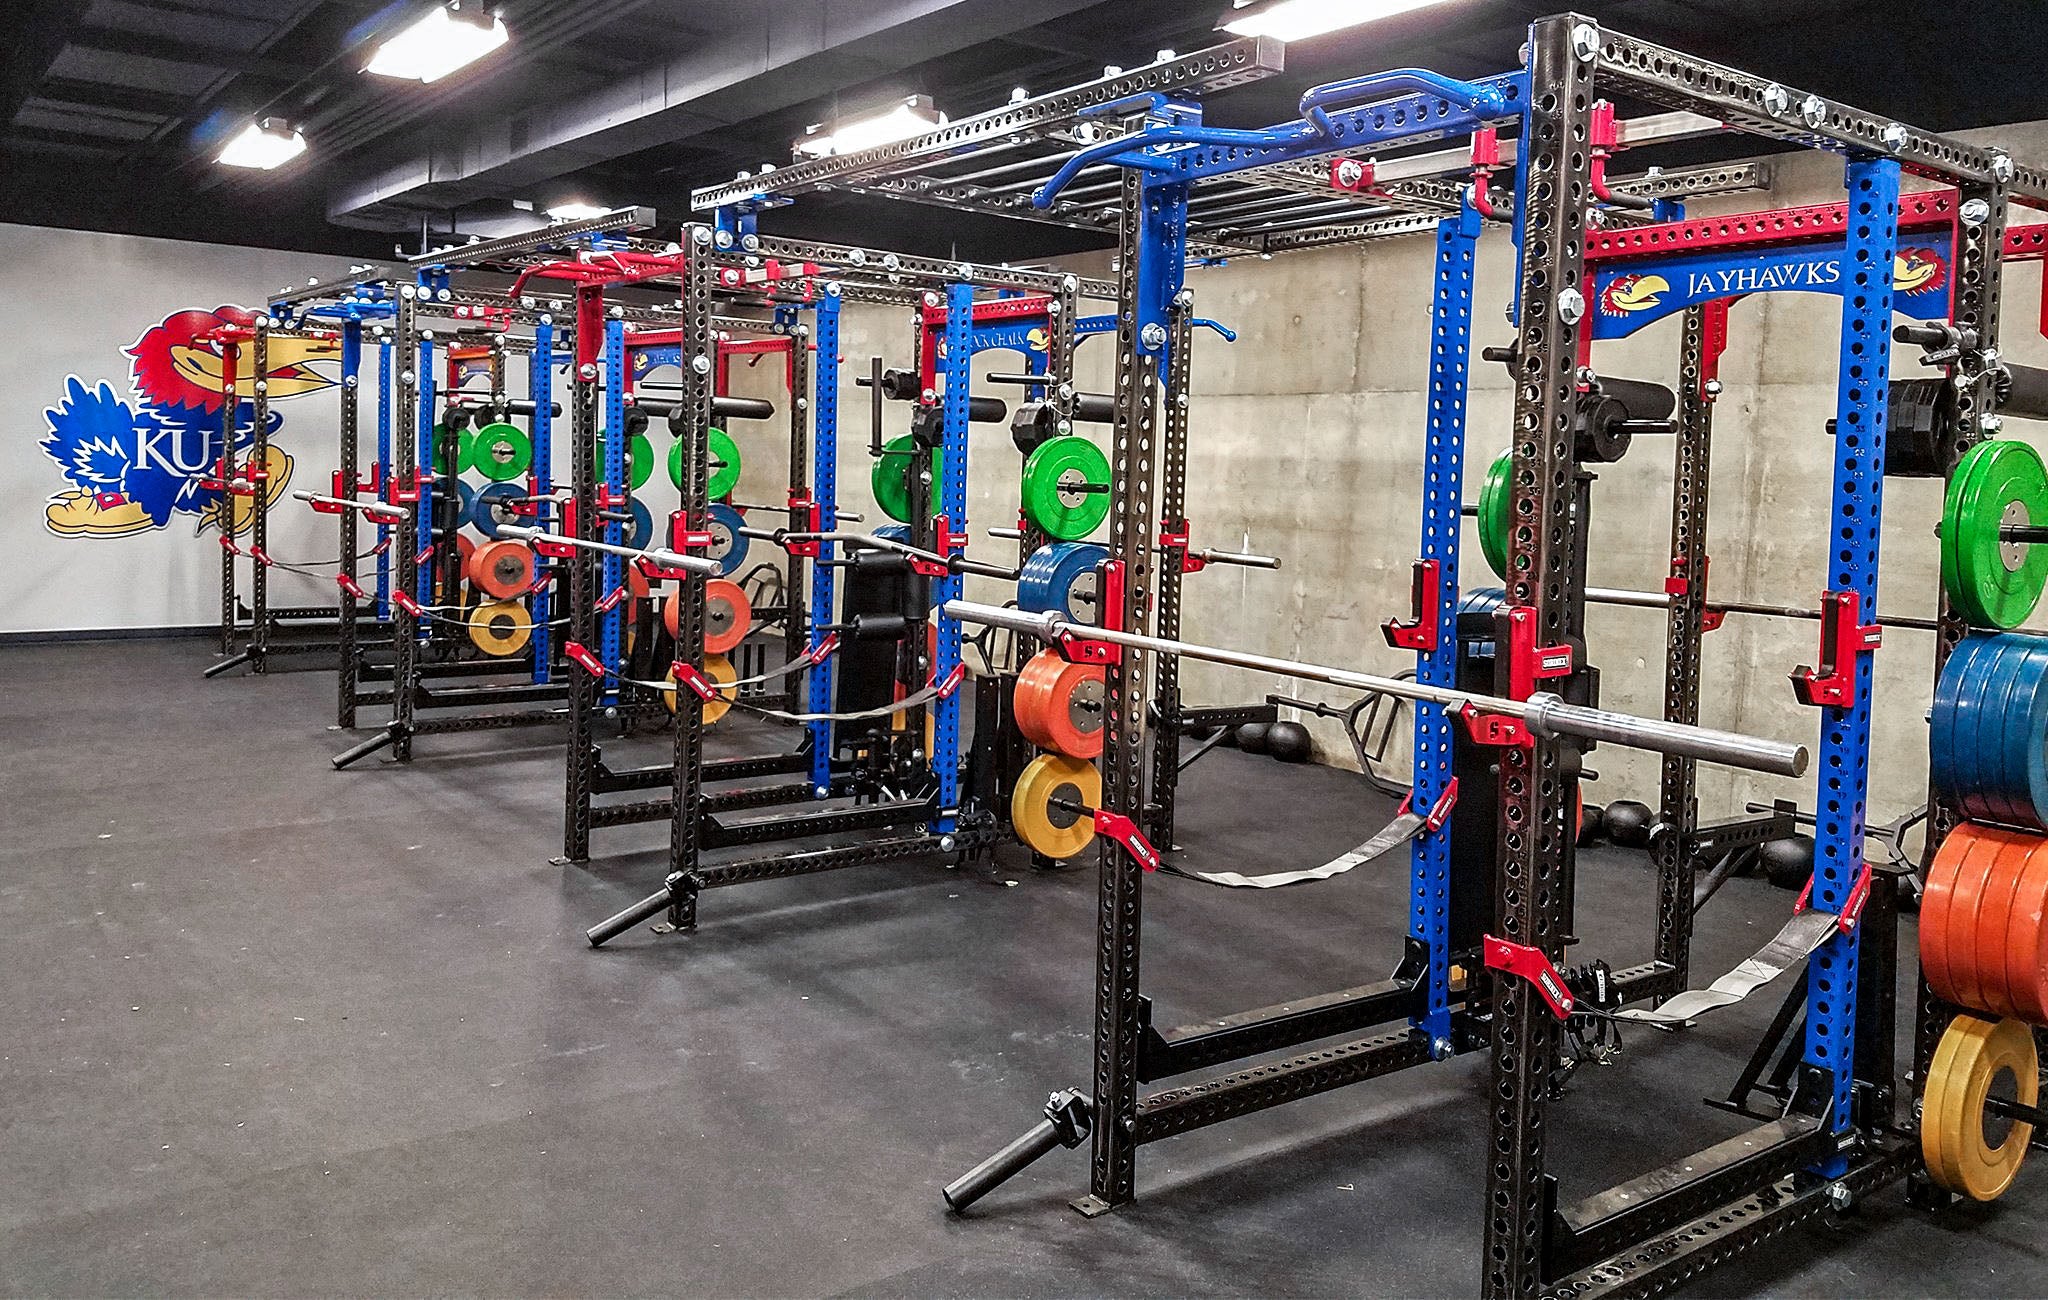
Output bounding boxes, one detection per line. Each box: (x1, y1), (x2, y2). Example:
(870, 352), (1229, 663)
(1162, 781), (1453, 890)
(1612, 908), (1838, 1026)
(1164, 809), (1426, 889)
(733, 664), (963, 724)
(615, 639), (837, 695)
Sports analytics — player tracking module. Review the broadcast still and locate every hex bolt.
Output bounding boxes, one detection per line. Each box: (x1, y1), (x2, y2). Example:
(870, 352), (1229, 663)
(939, 835), (957, 852)
(742, 233), (761, 251)
(691, 355), (713, 375)
(692, 226), (712, 245)
(1140, 322), (1168, 350)
(1335, 158), (1366, 187)
(1705, 379), (1724, 397)
(825, 281), (843, 297)
(1825, 1182), (1853, 1212)
(1570, 23), (1599, 60)
(1557, 288), (1586, 326)
(714, 229), (734, 249)
(1763, 83), (1791, 116)
(1882, 122), (1909, 151)
(813, 785), (831, 799)
(1800, 95), (1827, 129)
(1981, 412), (2005, 435)
(1992, 151), (2017, 184)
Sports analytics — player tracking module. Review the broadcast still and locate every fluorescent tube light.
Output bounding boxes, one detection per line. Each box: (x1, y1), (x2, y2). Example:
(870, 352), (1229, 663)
(218, 119), (307, 169)
(794, 96), (945, 158)
(1219, 0), (1453, 41)
(368, 2), (509, 83)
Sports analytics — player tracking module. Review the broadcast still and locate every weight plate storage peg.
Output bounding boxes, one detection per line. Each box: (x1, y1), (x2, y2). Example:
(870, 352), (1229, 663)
(1929, 633), (2048, 830)
(471, 422), (533, 482)
(1942, 439), (2048, 628)
(663, 654), (737, 722)
(1011, 753), (1101, 860)
(674, 428), (744, 499)
(467, 600), (532, 656)
(1020, 435), (1111, 541)
(468, 539), (535, 599)
(1922, 1013), (2037, 1201)
(471, 481), (525, 540)
(1478, 449), (1514, 579)
(599, 430), (654, 491)
(1018, 542), (1108, 624)
(872, 434), (941, 524)
(431, 423), (476, 477)
(705, 502), (749, 576)
(1013, 650), (1106, 759)
(620, 497), (652, 550)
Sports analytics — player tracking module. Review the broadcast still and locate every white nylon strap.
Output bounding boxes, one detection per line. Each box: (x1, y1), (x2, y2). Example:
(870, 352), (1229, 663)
(1613, 908), (1839, 1026)
(1164, 810), (1428, 889)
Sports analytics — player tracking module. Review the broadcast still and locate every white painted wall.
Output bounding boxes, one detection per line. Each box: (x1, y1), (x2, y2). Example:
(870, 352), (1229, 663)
(0, 224), (352, 634)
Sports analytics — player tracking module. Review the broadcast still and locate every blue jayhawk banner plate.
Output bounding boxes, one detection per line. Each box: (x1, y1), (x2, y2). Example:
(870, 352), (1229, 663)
(1590, 237), (1952, 339)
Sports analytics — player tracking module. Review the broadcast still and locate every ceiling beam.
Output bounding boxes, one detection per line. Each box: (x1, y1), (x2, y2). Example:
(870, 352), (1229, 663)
(68, 24), (319, 78)
(9, 124), (130, 152)
(0, 0), (95, 132)
(34, 75), (191, 119)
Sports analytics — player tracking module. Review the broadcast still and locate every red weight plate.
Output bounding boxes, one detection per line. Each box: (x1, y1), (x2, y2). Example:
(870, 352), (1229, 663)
(468, 540), (534, 599)
(625, 564), (651, 603)
(663, 594), (680, 640)
(1013, 651), (1106, 759)
(2002, 837), (2048, 1024)
(1947, 826), (2010, 1016)
(703, 579), (752, 655)
(1923, 827), (1978, 999)
(1974, 833), (2038, 1018)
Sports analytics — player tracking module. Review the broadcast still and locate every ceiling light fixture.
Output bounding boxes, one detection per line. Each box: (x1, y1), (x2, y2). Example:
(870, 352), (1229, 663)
(368, 1), (510, 83)
(218, 118), (307, 169)
(1218, 0), (1454, 41)
(794, 95), (944, 159)
(545, 202), (611, 222)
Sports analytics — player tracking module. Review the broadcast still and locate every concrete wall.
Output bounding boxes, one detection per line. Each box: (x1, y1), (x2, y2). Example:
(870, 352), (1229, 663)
(814, 123), (2048, 835)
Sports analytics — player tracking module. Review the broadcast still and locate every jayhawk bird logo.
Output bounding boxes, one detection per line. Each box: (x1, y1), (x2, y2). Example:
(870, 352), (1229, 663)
(38, 305), (336, 538)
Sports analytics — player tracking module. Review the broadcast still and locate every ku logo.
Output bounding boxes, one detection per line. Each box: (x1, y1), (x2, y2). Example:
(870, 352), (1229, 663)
(1894, 247), (1949, 295)
(1599, 272), (1669, 315)
(38, 306), (337, 539)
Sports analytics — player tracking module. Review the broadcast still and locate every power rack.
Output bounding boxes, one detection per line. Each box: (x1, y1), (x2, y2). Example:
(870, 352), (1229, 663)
(262, 209), (672, 766)
(584, 236), (1152, 944)
(686, 14), (2048, 1298)
(200, 315), (369, 680)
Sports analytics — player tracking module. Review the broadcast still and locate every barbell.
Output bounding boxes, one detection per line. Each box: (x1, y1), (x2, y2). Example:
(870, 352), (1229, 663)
(942, 599), (1808, 778)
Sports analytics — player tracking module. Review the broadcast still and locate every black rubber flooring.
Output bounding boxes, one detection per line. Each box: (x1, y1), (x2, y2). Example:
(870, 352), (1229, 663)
(2, 638), (2043, 1297)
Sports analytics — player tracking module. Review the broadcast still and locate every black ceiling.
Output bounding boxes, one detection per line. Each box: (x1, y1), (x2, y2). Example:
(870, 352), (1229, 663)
(4, 0), (2047, 261)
